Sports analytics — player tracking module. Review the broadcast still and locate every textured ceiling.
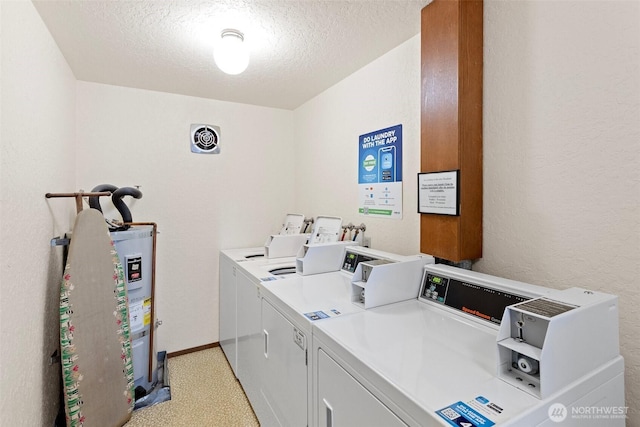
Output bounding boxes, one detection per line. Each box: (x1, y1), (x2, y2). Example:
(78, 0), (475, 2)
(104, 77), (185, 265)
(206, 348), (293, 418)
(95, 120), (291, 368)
(33, 0), (431, 110)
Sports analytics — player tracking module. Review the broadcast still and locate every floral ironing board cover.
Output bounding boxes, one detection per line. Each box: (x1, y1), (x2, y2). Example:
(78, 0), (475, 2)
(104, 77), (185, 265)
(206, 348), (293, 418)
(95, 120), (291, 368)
(60, 208), (134, 426)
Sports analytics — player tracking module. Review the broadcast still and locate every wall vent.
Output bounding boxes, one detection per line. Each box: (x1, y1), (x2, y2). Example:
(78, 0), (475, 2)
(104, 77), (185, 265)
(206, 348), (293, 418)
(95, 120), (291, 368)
(190, 124), (221, 154)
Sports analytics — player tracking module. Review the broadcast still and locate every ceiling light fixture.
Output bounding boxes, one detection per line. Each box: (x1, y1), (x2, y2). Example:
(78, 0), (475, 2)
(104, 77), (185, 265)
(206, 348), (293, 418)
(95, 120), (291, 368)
(213, 29), (250, 75)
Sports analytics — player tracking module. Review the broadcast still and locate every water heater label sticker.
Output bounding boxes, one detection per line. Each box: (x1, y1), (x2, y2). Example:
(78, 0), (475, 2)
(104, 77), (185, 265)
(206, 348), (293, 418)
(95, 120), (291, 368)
(436, 401), (496, 427)
(143, 298), (151, 326)
(126, 256), (142, 282)
(129, 300), (144, 330)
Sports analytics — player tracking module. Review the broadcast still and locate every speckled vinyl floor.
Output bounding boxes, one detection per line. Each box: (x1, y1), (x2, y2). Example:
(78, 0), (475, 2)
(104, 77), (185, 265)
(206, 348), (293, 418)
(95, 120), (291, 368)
(125, 347), (259, 427)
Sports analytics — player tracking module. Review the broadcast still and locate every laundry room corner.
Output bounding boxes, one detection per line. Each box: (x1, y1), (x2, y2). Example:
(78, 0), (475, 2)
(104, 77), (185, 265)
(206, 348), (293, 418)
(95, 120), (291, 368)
(74, 81), (296, 354)
(293, 34), (423, 256)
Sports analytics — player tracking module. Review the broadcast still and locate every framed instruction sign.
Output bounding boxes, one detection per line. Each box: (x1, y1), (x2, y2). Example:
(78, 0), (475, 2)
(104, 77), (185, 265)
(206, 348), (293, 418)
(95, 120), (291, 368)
(418, 170), (460, 216)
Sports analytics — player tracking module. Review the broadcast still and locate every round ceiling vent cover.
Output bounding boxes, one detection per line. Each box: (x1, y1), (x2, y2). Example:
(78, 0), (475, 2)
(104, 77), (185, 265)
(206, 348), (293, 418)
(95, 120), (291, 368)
(190, 124), (221, 154)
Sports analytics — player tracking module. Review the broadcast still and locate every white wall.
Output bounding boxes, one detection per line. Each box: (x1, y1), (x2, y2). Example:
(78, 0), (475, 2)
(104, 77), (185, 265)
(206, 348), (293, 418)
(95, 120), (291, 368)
(0, 1), (77, 425)
(478, 0), (640, 421)
(294, 35), (422, 255)
(75, 82), (295, 353)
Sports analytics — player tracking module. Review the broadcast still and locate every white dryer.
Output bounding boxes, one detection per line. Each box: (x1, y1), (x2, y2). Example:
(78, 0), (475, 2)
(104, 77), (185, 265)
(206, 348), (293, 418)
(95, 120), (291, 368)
(311, 264), (625, 427)
(258, 247), (435, 427)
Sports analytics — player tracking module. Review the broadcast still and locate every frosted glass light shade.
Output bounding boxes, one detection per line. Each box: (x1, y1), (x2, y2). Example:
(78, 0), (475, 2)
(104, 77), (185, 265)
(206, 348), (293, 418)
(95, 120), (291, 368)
(213, 29), (250, 75)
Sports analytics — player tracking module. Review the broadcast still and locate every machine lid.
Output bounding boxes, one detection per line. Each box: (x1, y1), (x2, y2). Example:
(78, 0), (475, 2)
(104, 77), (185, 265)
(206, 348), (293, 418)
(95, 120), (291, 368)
(269, 266), (298, 276)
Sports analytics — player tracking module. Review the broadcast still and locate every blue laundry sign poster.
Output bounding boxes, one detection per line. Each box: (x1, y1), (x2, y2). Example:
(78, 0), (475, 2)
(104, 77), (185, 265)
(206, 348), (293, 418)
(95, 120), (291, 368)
(358, 124), (403, 219)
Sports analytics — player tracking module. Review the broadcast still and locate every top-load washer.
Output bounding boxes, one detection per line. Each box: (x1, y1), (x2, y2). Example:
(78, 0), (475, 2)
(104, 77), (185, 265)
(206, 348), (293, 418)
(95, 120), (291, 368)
(219, 247), (291, 377)
(311, 264), (625, 427)
(257, 246), (435, 427)
(219, 213), (314, 378)
(230, 257), (302, 426)
(221, 217), (346, 426)
(231, 241), (355, 427)
(220, 246), (266, 262)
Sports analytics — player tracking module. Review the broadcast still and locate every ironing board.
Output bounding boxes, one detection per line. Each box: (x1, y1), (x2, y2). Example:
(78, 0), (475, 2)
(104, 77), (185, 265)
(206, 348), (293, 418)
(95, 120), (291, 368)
(60, 208), (134, 426)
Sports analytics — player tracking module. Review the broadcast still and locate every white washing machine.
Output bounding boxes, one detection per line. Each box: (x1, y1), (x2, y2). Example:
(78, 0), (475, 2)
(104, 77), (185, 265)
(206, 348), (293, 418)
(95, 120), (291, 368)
(233, 256), (301, 426)
(258, 247), (435, 427)
(220, 251), (297, 379)
(220, 247), (267, 261)
(237, 249), (357, 426)
(219, 247), (267, 377)
(219, 236), (311, 379)
(311, 264), (626, 427)
(219, 215), (351, 425)
(220, 214), (344, 380)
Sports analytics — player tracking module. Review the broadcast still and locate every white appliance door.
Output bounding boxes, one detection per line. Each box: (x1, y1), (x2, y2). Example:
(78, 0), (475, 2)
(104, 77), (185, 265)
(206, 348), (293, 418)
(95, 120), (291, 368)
(262, 299), (308, 427)
(235, 270), (265, 416)
(219, 255), (237, 376)
(317, 349), (407, 427)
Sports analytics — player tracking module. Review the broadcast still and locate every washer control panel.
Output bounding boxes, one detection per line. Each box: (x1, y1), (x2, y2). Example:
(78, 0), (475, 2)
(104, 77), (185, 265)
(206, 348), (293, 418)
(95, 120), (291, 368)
(341, 251), (376, 274)
(420, 272), (529, 325)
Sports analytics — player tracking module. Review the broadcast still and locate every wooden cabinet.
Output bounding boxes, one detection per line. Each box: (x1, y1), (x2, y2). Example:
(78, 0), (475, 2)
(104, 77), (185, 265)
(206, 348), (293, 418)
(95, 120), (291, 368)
(420, 0), (483, 262)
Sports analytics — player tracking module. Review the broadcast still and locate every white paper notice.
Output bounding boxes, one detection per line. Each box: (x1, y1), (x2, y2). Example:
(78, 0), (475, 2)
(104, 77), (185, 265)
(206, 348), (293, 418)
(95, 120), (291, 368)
(419, 171), (459, 216)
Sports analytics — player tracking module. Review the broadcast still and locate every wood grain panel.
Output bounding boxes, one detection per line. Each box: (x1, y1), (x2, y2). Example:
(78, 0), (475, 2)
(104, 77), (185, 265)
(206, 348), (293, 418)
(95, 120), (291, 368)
(420, 0), (483, 262)
(421, 0), (460, 172)
(458, 0), (483, 260)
